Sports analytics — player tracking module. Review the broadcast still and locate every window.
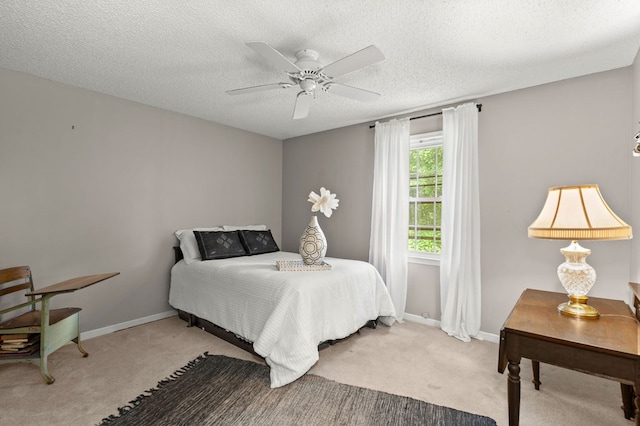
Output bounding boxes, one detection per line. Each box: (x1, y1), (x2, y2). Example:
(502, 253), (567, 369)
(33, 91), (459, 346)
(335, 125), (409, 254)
(409, 131), (443, 263)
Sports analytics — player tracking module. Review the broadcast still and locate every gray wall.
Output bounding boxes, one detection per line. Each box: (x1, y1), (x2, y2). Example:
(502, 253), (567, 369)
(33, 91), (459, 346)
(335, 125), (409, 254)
(282, 124), (375, 261)
(282, 111), (445, 321)
(282, 66), (635, 335)
(479, 67), (633, 334)
(0, 67), (282, 332)
(2, 55), (637, 337)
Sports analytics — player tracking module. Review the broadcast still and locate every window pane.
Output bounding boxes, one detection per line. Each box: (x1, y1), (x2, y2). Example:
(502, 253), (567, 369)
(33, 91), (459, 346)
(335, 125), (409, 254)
(417, 201), (438, 226)
(409, 151), (418, 174)
(417, 175), (436, 198)
(409, 177), (418, 198)
(408, 140), (443, 255)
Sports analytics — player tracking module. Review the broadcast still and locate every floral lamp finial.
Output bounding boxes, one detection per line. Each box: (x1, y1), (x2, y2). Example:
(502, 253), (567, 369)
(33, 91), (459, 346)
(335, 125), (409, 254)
(308, 187), (339, 218)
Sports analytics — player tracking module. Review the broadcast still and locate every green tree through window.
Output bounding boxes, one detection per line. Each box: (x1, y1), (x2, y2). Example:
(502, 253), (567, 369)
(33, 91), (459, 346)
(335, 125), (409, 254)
(409, 132), (442, 255)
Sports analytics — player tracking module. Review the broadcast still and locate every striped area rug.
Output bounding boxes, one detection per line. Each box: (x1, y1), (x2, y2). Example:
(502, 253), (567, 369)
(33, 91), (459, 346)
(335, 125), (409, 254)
(100, 353), (496, 425)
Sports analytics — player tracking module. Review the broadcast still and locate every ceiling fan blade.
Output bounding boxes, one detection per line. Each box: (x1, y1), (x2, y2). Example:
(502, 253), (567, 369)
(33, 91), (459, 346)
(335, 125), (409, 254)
(226, 82), (293, 95)
(324, 83), (380, 102)
(246, 41), (301, 74)
(319, 45), (385, 79)
(293, 91), (313, 120)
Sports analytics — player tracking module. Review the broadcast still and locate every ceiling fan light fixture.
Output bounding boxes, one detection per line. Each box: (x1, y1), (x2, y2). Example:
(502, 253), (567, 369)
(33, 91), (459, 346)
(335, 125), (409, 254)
(299, 79), (317, 93)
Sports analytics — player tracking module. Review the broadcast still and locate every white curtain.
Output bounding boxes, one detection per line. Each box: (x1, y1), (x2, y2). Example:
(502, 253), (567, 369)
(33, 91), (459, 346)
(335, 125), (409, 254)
(370, 118), (410, 321)
(440, 103), (481, 342)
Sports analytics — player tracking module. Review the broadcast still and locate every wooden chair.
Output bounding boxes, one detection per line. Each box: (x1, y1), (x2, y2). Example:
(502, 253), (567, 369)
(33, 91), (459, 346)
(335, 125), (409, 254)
(0, 266), (86, 384)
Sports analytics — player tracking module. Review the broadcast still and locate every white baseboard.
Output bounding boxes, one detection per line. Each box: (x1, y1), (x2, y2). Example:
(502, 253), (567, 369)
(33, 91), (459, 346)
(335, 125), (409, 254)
(80, 310), (500, 345)
(403, 312), (441, 328)
(80, 310), (178, 341)
(403, 313), (499, 344)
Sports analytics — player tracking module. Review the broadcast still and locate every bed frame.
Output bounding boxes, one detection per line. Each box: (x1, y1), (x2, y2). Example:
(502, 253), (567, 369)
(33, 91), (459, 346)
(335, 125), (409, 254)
(172, 247), (377, 358)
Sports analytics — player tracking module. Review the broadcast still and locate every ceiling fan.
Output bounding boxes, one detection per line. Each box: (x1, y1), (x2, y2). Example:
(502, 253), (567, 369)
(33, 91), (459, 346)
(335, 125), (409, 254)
(226, 42), (385, 119)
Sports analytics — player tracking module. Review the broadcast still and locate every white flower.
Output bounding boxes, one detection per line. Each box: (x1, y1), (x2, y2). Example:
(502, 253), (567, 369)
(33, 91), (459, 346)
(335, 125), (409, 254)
(308, 187), (339, 218)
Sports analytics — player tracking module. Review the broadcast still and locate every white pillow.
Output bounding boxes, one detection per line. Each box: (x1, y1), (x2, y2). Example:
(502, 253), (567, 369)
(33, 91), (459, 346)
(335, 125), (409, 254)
(175, 227), (224, 264)
(222, 225), (267, 231)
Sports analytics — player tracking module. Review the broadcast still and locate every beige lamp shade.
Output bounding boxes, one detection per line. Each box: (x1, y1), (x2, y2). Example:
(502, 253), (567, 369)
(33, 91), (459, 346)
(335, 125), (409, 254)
(528, 184), (632, 319)
(528, 184), (632, 241)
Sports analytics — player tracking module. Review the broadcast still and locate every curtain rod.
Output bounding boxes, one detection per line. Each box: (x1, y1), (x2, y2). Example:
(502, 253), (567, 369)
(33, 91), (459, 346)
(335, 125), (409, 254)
(368, 103), (482, 129)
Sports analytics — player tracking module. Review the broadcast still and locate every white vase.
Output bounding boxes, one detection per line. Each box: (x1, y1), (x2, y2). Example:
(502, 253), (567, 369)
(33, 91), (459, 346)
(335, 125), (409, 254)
(299, 216), (327, 265)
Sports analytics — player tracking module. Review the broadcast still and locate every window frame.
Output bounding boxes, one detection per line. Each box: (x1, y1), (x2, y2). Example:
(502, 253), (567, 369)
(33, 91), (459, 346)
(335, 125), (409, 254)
(408, 130), (443, 266)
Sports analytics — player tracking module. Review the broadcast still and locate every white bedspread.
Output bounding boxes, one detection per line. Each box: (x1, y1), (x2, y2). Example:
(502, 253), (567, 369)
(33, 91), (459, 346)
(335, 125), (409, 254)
(169, 251), (396, 387)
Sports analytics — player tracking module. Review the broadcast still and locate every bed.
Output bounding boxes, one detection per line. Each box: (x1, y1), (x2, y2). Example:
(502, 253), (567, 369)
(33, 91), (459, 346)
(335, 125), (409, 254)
(169, 227), (397, 388)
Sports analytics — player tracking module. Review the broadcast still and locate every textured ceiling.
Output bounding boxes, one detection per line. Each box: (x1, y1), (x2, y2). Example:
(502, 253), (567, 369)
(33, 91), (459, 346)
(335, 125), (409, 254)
(2, 1), (640, 140)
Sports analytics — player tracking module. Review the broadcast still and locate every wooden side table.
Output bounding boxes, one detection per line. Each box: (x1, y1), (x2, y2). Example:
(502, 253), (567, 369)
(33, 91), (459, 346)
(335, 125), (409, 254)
(498, 288), (640, 426)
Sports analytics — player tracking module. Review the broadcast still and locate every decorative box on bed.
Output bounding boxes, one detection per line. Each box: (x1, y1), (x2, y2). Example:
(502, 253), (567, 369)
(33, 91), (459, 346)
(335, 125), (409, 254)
(169, 226), (397, 388)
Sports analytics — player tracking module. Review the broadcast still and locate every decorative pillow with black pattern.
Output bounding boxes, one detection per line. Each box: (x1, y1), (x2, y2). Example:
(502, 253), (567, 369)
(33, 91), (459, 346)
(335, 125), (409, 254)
(193, 230), (248, 260)
(238, 229), (280, 255)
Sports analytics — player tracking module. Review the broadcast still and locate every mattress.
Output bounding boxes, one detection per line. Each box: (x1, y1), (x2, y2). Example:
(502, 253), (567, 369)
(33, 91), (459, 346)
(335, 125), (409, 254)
(169, 251), (396, 387)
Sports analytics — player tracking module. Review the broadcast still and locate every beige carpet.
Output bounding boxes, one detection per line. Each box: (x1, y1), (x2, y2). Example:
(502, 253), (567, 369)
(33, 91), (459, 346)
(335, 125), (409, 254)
(0, 316), (630, 425)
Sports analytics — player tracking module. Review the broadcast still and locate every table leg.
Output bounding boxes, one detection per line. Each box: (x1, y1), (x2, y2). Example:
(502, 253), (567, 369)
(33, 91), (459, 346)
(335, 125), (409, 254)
(621, 384), (635, 420)
(508, 360), (521, 426)
(531, 360), (541, 390)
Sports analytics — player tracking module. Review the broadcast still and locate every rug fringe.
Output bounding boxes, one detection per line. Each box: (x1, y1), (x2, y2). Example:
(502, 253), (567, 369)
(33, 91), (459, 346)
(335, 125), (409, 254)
(98, 352), (211, 425)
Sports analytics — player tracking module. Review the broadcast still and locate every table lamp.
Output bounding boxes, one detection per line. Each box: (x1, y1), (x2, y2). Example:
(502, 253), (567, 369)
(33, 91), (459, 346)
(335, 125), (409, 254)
(528, 184), (632, 318)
